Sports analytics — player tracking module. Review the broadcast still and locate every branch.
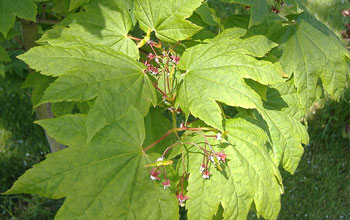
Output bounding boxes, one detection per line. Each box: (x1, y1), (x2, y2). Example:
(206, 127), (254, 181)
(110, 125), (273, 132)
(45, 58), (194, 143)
(143, 127), (214, 152)
(37, 18), (58, 25)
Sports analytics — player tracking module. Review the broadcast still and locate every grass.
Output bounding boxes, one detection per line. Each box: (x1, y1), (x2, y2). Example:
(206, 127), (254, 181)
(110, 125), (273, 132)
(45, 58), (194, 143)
(278, 92), (350, 220)
(0, 85), (62, 220)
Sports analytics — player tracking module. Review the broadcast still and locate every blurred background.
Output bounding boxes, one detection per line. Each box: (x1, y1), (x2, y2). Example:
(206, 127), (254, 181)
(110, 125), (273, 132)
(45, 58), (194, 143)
(0, 0), (350, 219)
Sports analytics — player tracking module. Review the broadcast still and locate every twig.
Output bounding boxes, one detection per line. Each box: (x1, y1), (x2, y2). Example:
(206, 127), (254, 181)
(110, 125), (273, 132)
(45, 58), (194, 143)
(37, 19), (58, 25)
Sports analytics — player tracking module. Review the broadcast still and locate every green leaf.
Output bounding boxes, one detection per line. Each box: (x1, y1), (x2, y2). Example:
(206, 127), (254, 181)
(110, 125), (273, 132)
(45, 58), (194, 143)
(251, 80), (309, 174)
(281, 13), (349, 110)
(51, 102), (75, 117)
(19, 42), (157, 141)
(0, 64), (5, 78)
(69, 0), (89, 11)
(194, 2), (218, 27)
(0, 0), (37, 36)
(52, 0), (70, 13)
(185, 116), (282, 220)
(5, 109), (179, 219)
(144, 108), (177, 154)
(257, 108), (308, 174)
(22, 73), (55, 108)
(134, 0), (203, 42)
(223, 0), (269, 28)
(264, 78), (305, 120)
(40, 0), (139, 59)
(176, 28), (283, 130)
(36, 114), (87, 147)
(0, 45), (10, 62)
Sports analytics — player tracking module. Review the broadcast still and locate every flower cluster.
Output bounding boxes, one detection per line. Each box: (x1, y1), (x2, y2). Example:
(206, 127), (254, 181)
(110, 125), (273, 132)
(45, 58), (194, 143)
(144, 60), (159, 75)
(177, 193), (190, 207)
(215, 152), (227, 162)
(149, 168), (161, 181)
(143, 44), (180, 77)
(171, 55), (180, 64)
(149, 167), (172, 189)
(199, 163), (210, 179)
(149, 156), (172, 190)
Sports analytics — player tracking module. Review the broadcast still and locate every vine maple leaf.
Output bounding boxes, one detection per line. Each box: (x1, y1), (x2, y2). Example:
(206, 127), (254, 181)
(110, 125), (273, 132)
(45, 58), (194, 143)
(184, 116), (283, 220)
(5, 108), (179, 220)
(40, 0), (139, 59)
(18, 41), (157, 141)
(176, 27), (283, 130)
(281, 13), (350, 110)
(134, 0), (203, 42)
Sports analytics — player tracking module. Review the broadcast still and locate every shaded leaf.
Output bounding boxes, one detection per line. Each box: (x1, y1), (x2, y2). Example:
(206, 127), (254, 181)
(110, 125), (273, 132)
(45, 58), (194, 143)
(69, 0), (89, 11)
(0, 0), (37, 36)
(22, 73), (55, 108)
(223, 0), (269, 28)
(0, 45), (10, 62)
(144, 108), (176, 154)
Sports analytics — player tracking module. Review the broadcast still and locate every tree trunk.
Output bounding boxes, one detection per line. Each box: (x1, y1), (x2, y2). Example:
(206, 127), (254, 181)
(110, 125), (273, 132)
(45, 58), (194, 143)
(21, 20), (65, 153)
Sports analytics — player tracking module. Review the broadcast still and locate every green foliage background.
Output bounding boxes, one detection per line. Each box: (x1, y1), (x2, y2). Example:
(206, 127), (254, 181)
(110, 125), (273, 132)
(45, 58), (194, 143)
(0, 0), (349, 219)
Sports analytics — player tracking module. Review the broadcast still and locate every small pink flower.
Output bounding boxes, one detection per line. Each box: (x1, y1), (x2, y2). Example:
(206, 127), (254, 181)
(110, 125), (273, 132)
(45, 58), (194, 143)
(150, 66), (159, 75)
(216, 133), (222, 140)
(199, 163), (206, 173)
(171, 55), (180, 64)
(144, 64), (159, 75)
(147, 53), (156, 60)
(176, 193), (190, 206)
(216, 152), (227, 162)
(150, 168), (160, 181)
(202, 169), (210, 179)
(144, 60), (151, 67)
(175, 108), (182, 114)
(180, 121), (186, 128)
(161, 179), (171, 189)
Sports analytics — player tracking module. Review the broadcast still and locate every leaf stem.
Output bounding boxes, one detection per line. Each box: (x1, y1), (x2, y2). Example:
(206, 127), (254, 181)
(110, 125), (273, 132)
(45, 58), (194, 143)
(128, 35), (142, 41)
(152, 82), (168, 99)
(183, 142), (210, 154)
(171, 110), (181, 140)
(143, 127), (214, 152)
(191, 130), (216, 155)
(37, 18), (58, 25)
(162, 142), (181, 158)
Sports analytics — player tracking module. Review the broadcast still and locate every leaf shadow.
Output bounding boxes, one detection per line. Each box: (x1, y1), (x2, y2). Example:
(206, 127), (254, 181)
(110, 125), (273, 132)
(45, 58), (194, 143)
(263, 87), (289, 111)
(44, 1), (134, 41)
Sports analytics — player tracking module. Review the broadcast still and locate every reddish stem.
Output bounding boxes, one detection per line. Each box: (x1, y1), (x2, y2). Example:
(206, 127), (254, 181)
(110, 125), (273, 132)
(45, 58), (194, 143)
(162, 142), (180, 158)
(183, 142), (211, 154)
(181, 175), (184, 194)
(143, 127), (214, 152)
(128, 35), (142, 41)
(152, 82), (168, 99)
(204, 135), (216, 138)
(162, 166), (167, 180)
